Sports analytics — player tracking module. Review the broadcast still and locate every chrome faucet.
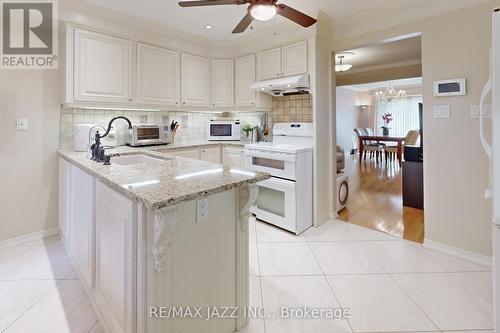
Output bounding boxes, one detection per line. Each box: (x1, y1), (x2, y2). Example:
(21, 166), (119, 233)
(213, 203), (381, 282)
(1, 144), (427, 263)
(91, 117), (133, 164)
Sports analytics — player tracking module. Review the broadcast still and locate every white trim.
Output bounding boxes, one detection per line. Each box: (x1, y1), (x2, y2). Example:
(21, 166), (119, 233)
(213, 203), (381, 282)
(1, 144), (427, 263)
(423, 239), (492, 268)
(0, 227), (59, 248)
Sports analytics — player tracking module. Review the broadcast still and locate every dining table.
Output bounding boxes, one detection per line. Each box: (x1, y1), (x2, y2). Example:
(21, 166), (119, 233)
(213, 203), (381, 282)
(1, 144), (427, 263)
(358, 135), (406, 166)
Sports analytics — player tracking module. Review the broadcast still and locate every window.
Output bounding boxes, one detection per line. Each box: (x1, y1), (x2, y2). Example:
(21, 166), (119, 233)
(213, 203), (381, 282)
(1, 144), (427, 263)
(375, 96), (422, 138)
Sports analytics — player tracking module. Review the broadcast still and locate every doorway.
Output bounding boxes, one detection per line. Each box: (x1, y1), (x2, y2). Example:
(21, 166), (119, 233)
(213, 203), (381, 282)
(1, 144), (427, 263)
(334, 35), (425, 243)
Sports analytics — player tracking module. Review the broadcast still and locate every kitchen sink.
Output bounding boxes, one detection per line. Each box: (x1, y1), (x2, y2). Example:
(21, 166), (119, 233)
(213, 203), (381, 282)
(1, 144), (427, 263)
(111, 154), (164, 166)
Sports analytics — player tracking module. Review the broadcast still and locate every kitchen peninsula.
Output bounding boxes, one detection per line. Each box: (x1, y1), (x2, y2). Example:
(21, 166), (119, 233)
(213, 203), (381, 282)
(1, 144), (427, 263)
(58, 145), (269, 333)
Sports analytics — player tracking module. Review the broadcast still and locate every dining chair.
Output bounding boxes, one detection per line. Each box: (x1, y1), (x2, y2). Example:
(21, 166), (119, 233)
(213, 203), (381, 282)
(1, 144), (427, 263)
(354, 128), (383, 162)
(365, 128), (387, 147)
(385, 130), (420, 162)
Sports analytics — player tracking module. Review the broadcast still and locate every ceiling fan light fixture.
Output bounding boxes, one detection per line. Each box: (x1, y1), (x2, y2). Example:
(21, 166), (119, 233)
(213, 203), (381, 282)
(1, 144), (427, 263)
(250, 4), (277, 21)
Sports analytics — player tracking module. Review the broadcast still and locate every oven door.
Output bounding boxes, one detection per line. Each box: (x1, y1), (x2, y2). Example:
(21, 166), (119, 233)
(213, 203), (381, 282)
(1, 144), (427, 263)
(245, 149), (296, 180)
(251, 177), (297, 233)
(209, 123), (236, 140)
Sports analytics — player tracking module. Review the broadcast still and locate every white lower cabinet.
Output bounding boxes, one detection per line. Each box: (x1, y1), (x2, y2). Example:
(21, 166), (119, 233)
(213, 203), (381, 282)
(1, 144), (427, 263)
(69, 166), (95, 287)
(200, 147), (222, 163)
(222, 147), (245, 168)
(95, 180), (135, 333)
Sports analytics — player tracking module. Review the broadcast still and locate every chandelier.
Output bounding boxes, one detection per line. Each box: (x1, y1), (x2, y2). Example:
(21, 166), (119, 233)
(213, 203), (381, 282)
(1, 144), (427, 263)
(375, 83), (407, 104)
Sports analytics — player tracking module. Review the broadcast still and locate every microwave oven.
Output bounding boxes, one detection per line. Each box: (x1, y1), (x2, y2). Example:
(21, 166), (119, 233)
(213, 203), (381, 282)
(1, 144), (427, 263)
(208, 120), (241, 141)
(127, 124), (171, 147)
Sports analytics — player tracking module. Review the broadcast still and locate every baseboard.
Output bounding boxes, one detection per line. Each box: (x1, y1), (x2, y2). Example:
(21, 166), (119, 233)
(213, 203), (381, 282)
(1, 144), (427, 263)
(0, 227), (59, 248)
(423, 239), (492, 268)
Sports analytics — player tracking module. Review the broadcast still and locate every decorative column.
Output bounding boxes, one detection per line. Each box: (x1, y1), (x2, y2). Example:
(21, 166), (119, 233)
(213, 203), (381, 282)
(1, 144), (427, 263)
(236, 184), (258, 331)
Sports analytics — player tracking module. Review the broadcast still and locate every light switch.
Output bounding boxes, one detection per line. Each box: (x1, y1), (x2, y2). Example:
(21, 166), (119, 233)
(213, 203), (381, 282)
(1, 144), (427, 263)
(470, 105), (491, 118)
(16, 118), (28, 131)
(433, 105), (450, 119)
(196, 198), (208, 224)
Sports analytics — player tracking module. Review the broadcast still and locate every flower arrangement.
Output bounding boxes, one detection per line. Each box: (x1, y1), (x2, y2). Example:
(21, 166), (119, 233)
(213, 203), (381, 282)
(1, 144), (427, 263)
(381, 112), (393, 136)
(382, 112), (393, 126)
(241, 124), (256, 142)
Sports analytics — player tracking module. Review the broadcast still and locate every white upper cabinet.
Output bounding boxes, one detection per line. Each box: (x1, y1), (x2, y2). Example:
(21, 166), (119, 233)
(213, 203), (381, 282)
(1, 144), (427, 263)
(258, 47), (281, 80)
(235, 54), (256, 107)
(257, 40), (308, 80)
(136, 43), (180, 106)
(281, 41), (308, 76)
(211, 59), (234, 107)
(73, 28), (133, 103)
(181, 53), (210, 107)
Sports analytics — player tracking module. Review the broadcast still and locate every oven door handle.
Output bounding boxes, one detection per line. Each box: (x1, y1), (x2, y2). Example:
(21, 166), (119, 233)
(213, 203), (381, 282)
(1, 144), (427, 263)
(244, 150), (296, 162)
(258, 177), (296, 190)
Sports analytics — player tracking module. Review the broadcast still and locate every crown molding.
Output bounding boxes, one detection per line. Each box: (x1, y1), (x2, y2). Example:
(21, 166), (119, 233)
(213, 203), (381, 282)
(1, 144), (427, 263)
(60, 0), (213, 48)
(331, 0), (491, 41)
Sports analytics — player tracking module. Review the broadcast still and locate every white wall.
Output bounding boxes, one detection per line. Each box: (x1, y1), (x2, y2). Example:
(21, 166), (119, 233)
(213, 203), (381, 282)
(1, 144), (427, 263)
(336, 87), (362, 152)
(332, 0), (500, 257)
(0, 70), (61, 239)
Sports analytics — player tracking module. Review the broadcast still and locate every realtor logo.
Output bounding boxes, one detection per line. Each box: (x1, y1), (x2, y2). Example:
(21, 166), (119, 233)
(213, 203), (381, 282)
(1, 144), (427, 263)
(1, 0), (58, 69)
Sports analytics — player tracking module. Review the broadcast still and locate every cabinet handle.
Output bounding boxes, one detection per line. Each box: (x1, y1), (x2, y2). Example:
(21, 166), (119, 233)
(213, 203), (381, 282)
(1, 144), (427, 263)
(183, 102), (186, 105)
(129, 98), (132, 102)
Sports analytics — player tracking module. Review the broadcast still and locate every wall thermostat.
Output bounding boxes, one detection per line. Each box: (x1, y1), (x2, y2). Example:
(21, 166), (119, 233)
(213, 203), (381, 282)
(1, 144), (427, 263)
(433, 78), (466, 97)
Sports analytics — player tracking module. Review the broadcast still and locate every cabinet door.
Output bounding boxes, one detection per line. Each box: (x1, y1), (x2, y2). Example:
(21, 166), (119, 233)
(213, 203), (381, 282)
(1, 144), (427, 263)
(70, 165), (95, 288)
(235, 55), (256, 107)
(74, 29), (132, 103)
(223, 147), (245, 168)
(169, 148), (200, 160)
(58, 158), (72, 245)
(281, 41), (308, 76)
(95, 181), (135, 333)
(211, 59), (234, 107)
(258, 47), (281, 80)
(200, 147), (222, 164)
(136, 43), (180, 106)
(181, 53), (210, 107)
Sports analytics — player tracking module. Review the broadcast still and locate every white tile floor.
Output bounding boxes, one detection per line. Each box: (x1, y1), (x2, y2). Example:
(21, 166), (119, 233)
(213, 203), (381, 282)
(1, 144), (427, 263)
(0, 220), (493, 333)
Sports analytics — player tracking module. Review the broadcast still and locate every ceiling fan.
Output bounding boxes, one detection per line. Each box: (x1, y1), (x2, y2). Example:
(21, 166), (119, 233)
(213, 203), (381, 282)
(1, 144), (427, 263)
(178, 0), (317, 34)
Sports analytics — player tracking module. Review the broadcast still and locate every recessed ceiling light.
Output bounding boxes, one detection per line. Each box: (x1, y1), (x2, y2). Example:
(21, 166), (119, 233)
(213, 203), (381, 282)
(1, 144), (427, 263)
(205, 25), (213, 30)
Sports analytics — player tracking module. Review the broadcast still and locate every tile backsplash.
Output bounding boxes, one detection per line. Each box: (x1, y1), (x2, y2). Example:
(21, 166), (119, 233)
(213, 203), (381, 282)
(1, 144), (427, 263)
(272, 94), (313, 123)
(60, 108), (263, 149)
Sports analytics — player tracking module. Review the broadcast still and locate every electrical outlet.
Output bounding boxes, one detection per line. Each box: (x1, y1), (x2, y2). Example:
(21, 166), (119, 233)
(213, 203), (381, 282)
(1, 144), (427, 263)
(16, 118), (28, 131)
(139, 115), (148, 124)
(196, 198), (208, 224)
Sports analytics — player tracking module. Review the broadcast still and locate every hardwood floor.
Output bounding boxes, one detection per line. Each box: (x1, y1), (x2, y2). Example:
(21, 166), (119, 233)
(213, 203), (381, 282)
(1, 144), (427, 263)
(338, 154), (425, 243)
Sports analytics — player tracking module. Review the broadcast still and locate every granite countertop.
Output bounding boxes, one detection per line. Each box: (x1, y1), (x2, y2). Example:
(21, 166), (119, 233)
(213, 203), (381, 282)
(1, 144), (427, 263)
(58, 143), (269, 210)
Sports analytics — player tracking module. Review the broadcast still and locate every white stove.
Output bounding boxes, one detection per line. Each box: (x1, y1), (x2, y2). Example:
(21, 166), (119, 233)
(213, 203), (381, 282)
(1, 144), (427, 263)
(245, 123), (313, 234)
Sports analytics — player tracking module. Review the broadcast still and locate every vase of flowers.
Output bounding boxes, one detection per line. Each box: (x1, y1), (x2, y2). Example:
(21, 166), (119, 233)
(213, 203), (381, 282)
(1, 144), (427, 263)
(381, 112), (393, 136)
(241, 124), (256, 143)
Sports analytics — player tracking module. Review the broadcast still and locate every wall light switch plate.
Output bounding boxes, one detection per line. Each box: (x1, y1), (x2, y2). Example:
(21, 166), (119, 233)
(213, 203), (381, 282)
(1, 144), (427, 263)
(16, 118), (28, 131)
(196, 198), (208, 224)
(433, 105), (450, 119)
(470, 105), (491, 118)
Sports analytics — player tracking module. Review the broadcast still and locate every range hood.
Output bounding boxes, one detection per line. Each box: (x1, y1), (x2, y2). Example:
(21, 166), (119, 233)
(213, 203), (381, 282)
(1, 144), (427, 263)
(251, 74), (310, 96)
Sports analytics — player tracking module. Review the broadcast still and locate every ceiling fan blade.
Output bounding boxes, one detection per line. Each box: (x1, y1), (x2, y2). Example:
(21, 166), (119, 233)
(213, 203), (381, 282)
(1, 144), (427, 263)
(276, 4), (317, 28)
(179, 0), (246, 7)
(232, 12), (253, 34)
